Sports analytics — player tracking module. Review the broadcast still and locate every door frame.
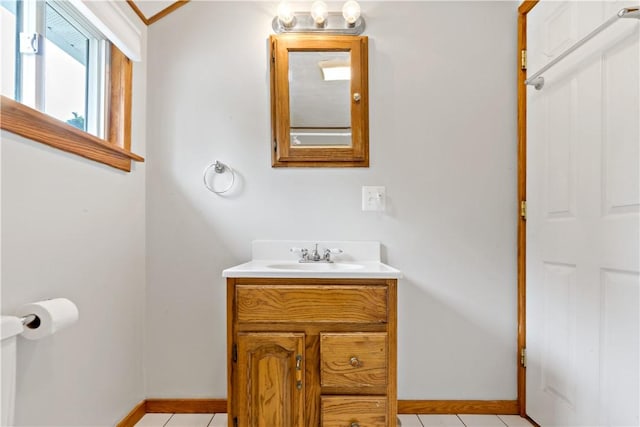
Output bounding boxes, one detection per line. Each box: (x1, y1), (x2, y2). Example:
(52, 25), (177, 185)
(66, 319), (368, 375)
(517, 0), (539, 419)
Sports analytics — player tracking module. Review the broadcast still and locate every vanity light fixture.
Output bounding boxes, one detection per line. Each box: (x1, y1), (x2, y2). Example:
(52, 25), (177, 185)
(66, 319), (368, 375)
(342, 0), (361, 25)
(277, 1), (295, 27)
(310, 1), (328, 26)
(273, 0), (365, 34)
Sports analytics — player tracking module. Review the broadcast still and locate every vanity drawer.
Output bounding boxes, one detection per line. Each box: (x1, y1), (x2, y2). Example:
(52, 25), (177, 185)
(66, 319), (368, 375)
(321, 396), (387, 427)
(236, 285), (388, 323)
(321, 333), (388, 391)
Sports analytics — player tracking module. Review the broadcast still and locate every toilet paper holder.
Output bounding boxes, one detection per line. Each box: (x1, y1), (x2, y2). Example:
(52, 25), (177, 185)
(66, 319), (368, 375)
(20, 314), (38, 328)
(16, 298), (79, 340)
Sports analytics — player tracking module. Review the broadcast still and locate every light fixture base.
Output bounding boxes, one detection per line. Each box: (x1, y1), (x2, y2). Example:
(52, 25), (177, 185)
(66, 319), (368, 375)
(272, 12), (365, 35)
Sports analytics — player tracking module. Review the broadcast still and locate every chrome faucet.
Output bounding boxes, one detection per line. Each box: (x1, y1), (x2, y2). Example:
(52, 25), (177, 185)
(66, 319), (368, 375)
(290, 244), (343, 263)
(309, 244), (322, 261)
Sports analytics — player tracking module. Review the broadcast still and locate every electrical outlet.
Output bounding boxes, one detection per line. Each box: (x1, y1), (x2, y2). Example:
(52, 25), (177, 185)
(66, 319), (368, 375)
(362, 186), (386, 211)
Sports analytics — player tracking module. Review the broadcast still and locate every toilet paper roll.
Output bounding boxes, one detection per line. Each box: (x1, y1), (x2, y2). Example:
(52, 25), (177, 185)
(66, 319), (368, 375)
(16, 298), (79, 340)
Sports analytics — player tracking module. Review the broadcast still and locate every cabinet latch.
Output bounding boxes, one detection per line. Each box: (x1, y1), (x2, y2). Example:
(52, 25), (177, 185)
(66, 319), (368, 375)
(295, 354), (302, 390)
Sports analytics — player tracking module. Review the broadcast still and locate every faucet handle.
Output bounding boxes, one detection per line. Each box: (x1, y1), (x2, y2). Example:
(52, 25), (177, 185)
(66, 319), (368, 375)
(323, 247), (343, 262)
(291, 247), (309, 261)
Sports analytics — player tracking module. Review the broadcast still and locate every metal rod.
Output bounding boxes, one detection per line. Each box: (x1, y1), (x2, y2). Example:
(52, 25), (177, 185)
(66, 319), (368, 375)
(20, 314), (37, 326)
(525, 7), (639, 90)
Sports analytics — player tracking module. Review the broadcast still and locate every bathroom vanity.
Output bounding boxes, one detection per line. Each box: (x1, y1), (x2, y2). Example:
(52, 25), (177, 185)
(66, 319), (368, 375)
(223, 241), (401, 427)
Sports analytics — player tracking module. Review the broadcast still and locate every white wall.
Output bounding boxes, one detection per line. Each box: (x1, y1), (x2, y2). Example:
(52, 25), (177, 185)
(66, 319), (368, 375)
(146, 1), (519, 400)
(0, 6), (148, 425)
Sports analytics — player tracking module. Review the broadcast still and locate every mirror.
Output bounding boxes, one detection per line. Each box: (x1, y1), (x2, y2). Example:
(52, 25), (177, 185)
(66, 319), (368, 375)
(289, 51), (351, 147)
(270, 35), (369, 167)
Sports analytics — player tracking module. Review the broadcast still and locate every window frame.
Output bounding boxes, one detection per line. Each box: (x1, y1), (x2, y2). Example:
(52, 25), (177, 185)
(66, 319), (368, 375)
(0, 2), (143, 172)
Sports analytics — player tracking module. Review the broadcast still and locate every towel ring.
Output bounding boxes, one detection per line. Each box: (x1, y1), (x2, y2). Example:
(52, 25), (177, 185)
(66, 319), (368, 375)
(203, 161), (235, 194)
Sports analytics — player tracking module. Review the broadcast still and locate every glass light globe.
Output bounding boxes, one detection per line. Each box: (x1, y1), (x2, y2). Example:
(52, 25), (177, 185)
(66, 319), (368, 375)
(277, 1), (295, 26)
(310, 1), (328, 25)
(342, 0), (361, 25)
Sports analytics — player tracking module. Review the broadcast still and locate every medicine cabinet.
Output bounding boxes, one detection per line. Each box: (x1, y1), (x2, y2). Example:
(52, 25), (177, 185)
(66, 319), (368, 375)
(270, 35), (369, 167)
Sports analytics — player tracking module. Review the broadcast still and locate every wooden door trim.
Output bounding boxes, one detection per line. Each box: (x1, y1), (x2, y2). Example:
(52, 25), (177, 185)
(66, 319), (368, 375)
(517, 0), (539, 419)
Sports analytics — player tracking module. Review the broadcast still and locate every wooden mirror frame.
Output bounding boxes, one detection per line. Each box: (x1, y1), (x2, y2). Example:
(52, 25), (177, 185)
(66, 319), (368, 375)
(270, 34), (369, 167)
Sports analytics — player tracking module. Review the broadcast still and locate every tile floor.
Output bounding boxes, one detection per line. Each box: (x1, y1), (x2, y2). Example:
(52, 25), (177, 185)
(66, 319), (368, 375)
(134, 413), (533, 427)
(135, 413), (226, 427)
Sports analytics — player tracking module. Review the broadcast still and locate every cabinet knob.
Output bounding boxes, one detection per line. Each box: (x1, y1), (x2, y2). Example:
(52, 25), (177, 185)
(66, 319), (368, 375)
(349, 356), (361, 368)
(351, 423), (360, 427)
(353, 93), (361, 102)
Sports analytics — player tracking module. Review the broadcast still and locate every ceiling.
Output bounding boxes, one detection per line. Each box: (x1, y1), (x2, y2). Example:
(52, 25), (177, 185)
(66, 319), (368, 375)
(127, 0), (188, 25)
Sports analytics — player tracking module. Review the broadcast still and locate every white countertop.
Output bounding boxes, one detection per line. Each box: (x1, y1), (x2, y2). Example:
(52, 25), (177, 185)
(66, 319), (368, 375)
(222, 260), (402, 279)
(222, 240), (402, 279)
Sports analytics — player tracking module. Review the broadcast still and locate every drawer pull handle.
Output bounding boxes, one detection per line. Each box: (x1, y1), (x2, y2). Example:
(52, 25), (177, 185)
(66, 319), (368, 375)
(349, 356), (361, 368)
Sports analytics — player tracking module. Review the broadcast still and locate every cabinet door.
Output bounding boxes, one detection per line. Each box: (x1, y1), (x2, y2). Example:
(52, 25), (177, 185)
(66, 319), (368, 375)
(236, 333), (305, 427)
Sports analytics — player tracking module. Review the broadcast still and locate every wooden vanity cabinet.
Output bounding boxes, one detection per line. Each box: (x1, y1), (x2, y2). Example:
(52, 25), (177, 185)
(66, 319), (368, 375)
(227, 278), (397, 427)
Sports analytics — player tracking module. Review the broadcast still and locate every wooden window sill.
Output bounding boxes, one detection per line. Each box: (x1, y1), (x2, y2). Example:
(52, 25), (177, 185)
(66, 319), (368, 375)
(1, 95), (143, 172)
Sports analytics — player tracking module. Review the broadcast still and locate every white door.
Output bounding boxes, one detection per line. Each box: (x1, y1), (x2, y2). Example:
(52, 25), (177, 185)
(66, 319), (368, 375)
(526, 1), (639, 425)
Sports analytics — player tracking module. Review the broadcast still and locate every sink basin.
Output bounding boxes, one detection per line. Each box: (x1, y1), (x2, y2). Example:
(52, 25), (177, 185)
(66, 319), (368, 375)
(222, 242), (402, 279)
(266, 262), (364, 271)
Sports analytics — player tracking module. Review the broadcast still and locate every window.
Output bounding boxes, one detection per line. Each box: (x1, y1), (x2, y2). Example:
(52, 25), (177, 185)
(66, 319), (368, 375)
(0, 0), (142, 172)
(43, 3), (97, 134)
(1, 1), (18, 98)
(3, 0), (106, 134)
